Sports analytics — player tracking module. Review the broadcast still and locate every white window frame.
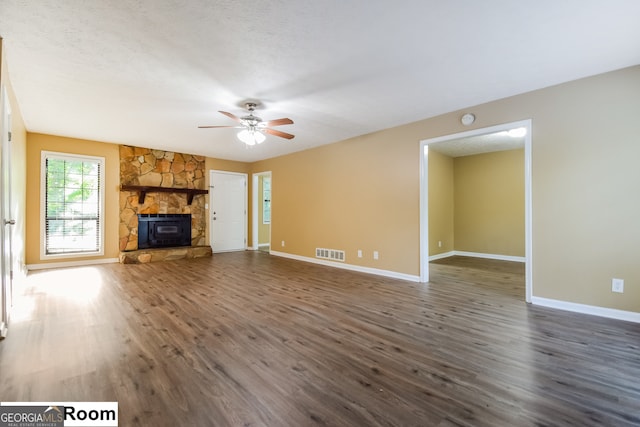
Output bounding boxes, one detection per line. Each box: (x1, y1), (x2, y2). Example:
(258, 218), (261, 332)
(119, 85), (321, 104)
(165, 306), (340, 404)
(40, 151), (106, 259)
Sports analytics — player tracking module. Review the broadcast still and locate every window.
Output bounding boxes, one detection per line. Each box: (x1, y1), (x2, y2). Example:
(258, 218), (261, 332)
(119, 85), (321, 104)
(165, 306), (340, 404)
(262, 176), (271, 224)
(41, 151), (105, 258)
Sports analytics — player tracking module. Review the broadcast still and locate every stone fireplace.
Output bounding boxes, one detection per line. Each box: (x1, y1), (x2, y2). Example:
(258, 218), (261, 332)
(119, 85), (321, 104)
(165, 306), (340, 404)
(118, 145), (211, 263)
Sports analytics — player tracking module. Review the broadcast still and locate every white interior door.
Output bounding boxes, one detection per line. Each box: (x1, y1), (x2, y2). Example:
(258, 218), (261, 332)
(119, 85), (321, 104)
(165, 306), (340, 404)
(210, 171), (247, 252)
(1, 86), (14, 338)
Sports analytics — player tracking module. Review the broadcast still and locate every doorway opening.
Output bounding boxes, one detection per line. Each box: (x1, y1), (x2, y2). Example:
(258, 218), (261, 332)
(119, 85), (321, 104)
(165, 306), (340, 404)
(251, 171), (272, 252)
(419, 119), (532, 302)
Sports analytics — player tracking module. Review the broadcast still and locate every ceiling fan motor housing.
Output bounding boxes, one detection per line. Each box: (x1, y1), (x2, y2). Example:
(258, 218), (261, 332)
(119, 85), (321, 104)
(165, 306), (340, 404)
(241, 103), (262, 127)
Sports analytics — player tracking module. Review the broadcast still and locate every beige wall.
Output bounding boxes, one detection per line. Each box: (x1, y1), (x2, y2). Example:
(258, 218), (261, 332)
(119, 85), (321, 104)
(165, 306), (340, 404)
(525, 67), (639, 311)
(428, 149), (454, 255)
(25, 133), (121, 265)
(1, 40), (28, 281)
(254, 66), (640, 313)
(453, 149), (524, 256)
(252, 128), (420, 274)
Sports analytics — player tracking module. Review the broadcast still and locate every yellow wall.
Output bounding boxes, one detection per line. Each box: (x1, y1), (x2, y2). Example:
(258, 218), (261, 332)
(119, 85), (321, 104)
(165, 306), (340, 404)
(428, 149), (454, 255)
(25, 133), (121, 265)
(257, 175), (270, 246)
(453, 149), (524, 256)
(253, 66), (640, 313)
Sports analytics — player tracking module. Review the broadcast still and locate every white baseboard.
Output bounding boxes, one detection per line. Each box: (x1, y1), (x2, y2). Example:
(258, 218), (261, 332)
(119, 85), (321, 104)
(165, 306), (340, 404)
(248, 244), (270, 251)
(430, 250), (525, 263)
(428, 251), (455, 261)
(270, 251), (420, 282)
(531, 296), (640, 323)
(26, 258), (119, 271)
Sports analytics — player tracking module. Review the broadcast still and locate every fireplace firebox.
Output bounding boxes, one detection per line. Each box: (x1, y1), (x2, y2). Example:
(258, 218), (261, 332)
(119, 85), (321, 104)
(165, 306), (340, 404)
(138, 214), (191, 249)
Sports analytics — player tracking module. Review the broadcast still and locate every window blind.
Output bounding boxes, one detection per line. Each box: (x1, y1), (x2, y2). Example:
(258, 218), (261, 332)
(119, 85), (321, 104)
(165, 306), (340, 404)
(43, 154), (103, 255)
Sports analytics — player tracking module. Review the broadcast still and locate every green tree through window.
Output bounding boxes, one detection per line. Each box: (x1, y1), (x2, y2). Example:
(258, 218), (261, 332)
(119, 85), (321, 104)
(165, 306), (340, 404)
(43, 152), (104, 256)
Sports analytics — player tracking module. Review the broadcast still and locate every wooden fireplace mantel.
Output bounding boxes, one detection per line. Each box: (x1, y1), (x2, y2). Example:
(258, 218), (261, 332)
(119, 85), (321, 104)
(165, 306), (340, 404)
(120, 185), (208, 205)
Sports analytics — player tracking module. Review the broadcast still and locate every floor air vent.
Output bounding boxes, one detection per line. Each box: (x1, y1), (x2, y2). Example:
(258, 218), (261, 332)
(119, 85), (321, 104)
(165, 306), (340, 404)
(316, 248), (346, 262)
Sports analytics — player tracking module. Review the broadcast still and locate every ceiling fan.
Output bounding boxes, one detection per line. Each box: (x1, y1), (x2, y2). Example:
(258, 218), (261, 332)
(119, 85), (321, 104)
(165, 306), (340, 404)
(199, 102), (295, 146)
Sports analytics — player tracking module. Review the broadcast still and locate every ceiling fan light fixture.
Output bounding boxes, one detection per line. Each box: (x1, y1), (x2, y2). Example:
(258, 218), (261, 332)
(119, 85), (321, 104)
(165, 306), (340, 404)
(200, 101), (294, 143)
(237, 128), (266, 145)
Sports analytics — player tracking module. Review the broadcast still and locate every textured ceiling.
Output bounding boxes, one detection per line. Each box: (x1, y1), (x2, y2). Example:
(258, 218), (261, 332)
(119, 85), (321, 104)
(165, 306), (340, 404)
(1, 1), (639, 162)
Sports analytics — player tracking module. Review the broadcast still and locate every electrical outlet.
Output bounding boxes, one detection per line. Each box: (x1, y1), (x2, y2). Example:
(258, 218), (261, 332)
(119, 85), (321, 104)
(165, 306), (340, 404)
(612, 278), (624, 293)
(373, 251), (379, 260)
(281, 240), (285, 247)
(438, 241), (442, 248)
(357, 250), (362, 258)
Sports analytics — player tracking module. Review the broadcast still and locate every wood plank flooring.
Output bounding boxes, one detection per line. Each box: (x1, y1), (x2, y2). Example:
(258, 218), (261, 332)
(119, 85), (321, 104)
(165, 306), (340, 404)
(1, 252), (639, 426)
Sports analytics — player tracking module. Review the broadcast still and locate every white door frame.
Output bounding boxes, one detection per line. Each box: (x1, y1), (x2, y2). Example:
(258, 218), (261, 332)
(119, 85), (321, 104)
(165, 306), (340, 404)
(251, 171), (272, 251)
(419, 119), (532, 303)
(209, 170), (248, 252)
(0, 85), (13, 337)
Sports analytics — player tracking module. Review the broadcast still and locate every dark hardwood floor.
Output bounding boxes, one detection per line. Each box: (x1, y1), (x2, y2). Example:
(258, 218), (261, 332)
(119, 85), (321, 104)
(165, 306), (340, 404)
(1, 252), (639, 426)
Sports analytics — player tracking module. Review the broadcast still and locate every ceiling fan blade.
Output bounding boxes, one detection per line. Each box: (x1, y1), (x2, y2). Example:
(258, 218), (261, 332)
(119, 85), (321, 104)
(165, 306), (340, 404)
(197, 125), (237, 128)
(218, 111), (241, 122)
(264, 128), (295, 140)
(263, 117), (293, 127)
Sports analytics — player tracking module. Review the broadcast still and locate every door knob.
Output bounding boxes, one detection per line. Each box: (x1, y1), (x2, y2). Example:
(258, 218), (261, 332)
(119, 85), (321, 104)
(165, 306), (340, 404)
(4, 219), (15, 225)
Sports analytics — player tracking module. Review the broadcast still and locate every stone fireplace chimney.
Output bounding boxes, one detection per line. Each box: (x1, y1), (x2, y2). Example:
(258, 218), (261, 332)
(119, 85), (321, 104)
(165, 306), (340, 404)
(118, 145), (207, 253)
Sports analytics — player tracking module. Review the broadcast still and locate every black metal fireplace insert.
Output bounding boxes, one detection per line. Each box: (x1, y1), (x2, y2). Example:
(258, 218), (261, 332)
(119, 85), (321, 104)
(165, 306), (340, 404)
(138, 214), (191, 249)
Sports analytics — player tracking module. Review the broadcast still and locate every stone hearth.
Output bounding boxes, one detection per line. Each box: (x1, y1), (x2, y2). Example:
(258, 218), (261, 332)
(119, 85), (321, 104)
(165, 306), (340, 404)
(119, 246), (213, 264)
